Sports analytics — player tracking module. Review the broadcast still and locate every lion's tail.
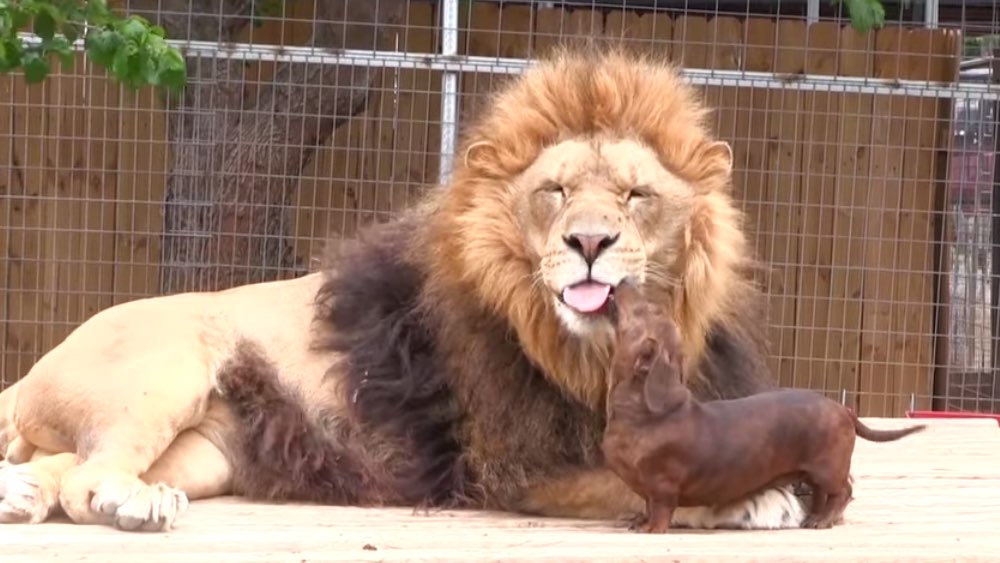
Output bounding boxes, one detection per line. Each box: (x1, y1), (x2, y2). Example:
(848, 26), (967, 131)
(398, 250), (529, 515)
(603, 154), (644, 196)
(849, 409), (927, 443)
(215, 339), (375, 505)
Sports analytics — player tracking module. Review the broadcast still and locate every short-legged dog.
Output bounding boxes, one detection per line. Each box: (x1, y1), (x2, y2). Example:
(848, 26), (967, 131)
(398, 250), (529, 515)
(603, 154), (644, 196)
(601, 282), (926, 533)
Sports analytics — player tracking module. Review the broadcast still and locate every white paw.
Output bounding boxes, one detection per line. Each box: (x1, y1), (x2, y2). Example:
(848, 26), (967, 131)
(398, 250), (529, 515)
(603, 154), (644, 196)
(0, 463), (58, 524)
(672, 485), (806, 530)
(91, 481), (189, 532)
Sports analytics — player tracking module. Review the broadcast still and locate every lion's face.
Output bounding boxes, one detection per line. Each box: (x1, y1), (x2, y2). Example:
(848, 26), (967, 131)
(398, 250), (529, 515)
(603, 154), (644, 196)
(427, 47), (749, 404)
(512, 137), (695, 337)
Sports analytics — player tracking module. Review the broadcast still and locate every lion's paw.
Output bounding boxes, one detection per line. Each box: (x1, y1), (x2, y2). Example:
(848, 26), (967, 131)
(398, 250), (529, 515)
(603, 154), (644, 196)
(91, 481), (189, 532)
(0, 462), (59, 524)
(672, 485), (806, 530)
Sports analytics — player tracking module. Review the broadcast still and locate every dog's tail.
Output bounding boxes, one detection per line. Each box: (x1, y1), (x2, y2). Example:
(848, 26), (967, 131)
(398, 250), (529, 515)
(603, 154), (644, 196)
(850, 409), (927, 442)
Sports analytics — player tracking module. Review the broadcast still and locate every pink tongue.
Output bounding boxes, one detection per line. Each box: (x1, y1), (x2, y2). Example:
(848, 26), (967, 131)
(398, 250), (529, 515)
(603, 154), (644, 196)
(562, 282), (612, 313)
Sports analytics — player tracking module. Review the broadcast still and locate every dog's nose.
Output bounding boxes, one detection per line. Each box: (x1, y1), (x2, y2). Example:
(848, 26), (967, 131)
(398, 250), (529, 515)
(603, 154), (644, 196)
(564, 232), (619, 265)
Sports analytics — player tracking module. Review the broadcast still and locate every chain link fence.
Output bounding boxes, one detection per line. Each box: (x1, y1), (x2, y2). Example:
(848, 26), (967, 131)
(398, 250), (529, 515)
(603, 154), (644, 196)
(2, 0), (999, 416)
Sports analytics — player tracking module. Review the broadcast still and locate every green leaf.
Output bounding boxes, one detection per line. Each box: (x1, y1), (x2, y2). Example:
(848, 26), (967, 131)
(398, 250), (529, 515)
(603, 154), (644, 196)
(58, 48), (74, 69)
(834, 0), (886, 33)
(84, 28), (120, 67)
(84, 0), (111, 23)
(43, 35), (73, 66)
(0, 0), (186, 93)
(119, 17), (148, 43)
(154, 48), (186, 92)
(62, 22), (79, 43)
(22, 50), (50, 83)
(33, 10), (55, 40)
(10, 4), (30, 30)
(0, 38), (22, 71)
(110, 41), (133, 81)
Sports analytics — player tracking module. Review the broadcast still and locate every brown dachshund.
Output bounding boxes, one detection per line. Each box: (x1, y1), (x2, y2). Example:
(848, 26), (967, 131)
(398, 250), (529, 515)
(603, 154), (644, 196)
(601, 281), (926, 533)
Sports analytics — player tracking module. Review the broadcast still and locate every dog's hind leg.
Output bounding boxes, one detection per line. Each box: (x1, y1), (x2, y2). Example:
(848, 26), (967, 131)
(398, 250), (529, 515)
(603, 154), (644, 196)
(801, 468), (853, 529)
(805, 480), (852, 529)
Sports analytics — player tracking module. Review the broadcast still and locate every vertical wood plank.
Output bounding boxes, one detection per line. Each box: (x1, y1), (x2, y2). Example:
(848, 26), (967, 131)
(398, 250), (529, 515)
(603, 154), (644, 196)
(858, 26), (908, 416)
(0, 75), (12, 387)
(603, 8), (672, 59)
(698, 17), (744, 149)
(764, 20), (808, 388)
(793, 21), (841, 394)
(113, 82), (168, 303)
(739, 18), (776, 359)
(672, 16), (710, 69)
(532, 3), (569, 56)
(4, 77), (49, 382)
(891, 28), (960, 412)
(828, 25), (875, 406)
(459, 2), (533, 132)
(77, 59), (120, 321)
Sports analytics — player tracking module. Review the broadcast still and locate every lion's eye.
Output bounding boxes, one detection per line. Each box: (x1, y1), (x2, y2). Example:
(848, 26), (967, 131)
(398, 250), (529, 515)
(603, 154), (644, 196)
(627, 187), (651, 202)
(540, 182), (566, 198)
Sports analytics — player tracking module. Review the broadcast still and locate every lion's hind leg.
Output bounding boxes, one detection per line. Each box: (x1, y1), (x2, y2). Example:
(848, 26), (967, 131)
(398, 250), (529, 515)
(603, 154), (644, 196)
(45, 351), (220, 532)
(58, 428), (194, 532)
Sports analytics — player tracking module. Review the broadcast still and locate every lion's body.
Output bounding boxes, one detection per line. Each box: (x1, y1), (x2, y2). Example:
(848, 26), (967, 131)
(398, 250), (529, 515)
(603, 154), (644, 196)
(0, 46), (811, 532)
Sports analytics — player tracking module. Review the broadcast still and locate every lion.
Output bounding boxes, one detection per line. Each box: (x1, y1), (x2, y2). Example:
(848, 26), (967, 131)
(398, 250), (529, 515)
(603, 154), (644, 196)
(0, 44), (810, 532)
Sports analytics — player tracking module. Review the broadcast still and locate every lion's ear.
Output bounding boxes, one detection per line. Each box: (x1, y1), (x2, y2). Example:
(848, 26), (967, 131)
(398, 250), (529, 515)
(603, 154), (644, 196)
(705, 140), (733, 175)
(463, 140), (497, 169)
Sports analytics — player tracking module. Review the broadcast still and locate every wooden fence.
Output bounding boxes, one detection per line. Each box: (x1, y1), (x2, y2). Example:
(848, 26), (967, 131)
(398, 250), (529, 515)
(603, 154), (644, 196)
(0, 1), (964, 416)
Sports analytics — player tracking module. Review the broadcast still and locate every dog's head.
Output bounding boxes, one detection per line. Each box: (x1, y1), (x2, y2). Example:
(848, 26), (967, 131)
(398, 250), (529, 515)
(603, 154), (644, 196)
(611, 280), (686, 414)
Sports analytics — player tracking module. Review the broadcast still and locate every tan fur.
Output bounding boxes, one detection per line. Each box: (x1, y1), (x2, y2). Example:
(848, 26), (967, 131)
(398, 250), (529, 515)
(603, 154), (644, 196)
(0, 45), (800, 532)
(0, 273), (344, 529)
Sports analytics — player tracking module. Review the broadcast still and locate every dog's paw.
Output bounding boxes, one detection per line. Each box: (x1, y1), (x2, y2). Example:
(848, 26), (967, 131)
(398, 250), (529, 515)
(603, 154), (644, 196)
(802, 513), (837, 529)
(0, 462), (59, 524)
(625, 512), (649, 531)
(91, 481), (189, 532)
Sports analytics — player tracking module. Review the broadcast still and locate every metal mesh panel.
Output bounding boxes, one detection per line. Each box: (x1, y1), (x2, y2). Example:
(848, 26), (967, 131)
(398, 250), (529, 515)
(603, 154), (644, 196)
(2, 0), (999, 418)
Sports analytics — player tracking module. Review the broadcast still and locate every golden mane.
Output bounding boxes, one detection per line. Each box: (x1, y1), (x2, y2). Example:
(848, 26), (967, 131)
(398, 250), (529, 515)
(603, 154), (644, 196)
(421, 44), (757, 410)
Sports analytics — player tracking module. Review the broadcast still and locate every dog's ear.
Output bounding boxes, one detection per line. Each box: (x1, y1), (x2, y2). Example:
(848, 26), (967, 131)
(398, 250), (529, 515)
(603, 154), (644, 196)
(642, 354), (673, 414)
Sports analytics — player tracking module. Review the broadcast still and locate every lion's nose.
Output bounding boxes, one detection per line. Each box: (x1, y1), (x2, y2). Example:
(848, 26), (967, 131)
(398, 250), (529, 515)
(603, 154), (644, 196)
(563, 232), (620, 265)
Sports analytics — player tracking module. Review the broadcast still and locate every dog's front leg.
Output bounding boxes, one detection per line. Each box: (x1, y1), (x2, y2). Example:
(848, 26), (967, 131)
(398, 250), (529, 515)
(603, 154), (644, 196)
(637, 495), (676, 534)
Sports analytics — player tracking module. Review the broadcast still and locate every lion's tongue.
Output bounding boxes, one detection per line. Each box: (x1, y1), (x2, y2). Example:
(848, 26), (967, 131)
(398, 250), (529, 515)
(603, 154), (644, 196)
(562, 282), (612, 313)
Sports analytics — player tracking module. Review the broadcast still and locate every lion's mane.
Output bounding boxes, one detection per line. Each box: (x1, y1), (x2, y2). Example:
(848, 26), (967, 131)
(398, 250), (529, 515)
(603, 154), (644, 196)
(229, 45), (776, 512)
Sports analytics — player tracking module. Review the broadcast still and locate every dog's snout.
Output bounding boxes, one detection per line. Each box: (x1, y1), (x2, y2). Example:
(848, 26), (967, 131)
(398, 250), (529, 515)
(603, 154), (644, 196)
(563, 232), (619, 265)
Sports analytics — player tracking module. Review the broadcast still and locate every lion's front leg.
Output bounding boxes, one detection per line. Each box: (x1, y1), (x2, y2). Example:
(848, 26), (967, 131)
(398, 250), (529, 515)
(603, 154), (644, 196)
(0, 451), (77, 524)
(517, 467), (808, 529)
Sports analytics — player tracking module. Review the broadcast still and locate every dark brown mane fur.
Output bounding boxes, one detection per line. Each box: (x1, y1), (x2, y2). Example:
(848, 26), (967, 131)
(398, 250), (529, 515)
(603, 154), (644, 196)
(216, 339), (374, 504)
